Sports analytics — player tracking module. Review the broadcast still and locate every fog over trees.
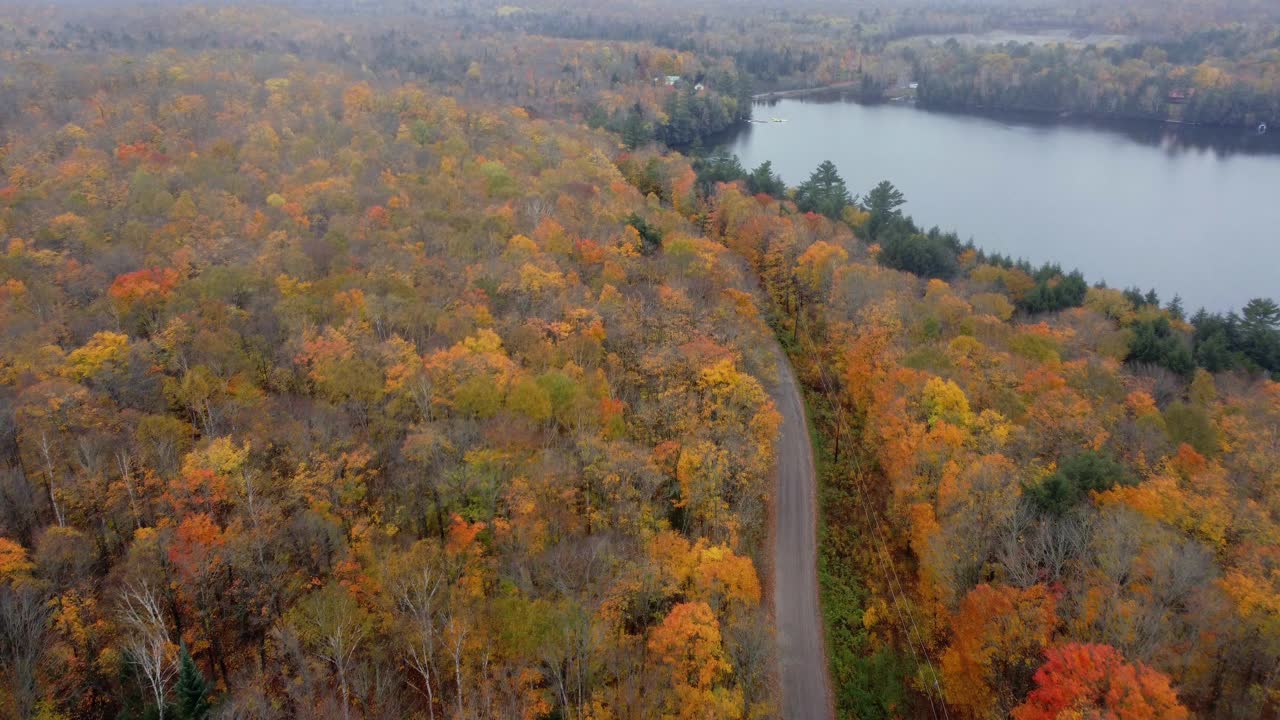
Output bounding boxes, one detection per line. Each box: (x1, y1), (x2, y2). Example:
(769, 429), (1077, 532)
(0, 1), (1277, 718)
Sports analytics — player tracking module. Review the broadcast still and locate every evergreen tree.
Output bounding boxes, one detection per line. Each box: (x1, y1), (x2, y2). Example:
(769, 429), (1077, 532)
(731, 72), (755, 122)
(1192, 309), (1244, 372)
(795, 160), (853, 219)
(1027, 451), (1133, 515)
(625, 213), (664, 256)
(660, 88), (693, 145)
(747, 161), (786, 196)
(1192, 298), (1280, 375)
(1194, 330), (1234, 372)
(695, 152), (747, 191)
(876, 228), (959, 279)
(1241, 298), (1280, 373)
(174, 646), (212, 720)
(862, 180), (906, 237)
(621, 104), (649, 151)
(687, 135), (706, 159)
(863, 180), (906, 216)
(1127, 316), (1195, 375)
(1242, 297), (1280, 329)
(1123, 286), (1149, 307)
(1019, 268), (1088, 314)
(585, 103), (609, 129)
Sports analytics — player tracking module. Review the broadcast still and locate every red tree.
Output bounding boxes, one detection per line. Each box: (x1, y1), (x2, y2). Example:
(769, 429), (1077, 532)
(1012, 643), (1189, 720)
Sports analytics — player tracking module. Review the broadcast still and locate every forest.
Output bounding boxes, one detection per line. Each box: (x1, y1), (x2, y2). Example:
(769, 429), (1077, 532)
(910, 34), (1280, 126)
(479, 0), (1280, 125)
(689, 157), (1279, 718)
(0, 24), (781, 720)
(0, 1), (1278, 719)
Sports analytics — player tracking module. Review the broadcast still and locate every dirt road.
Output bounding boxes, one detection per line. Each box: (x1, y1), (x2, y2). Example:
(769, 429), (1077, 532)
(770, 349), (834, 720)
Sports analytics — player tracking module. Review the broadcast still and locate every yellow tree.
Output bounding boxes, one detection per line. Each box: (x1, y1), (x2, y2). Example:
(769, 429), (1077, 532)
(941, 584), (1057, 719)
(647, 601), (742, 720)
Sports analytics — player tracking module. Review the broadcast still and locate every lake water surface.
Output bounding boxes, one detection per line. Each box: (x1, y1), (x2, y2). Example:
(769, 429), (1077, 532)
(721, 97), (1280, 312)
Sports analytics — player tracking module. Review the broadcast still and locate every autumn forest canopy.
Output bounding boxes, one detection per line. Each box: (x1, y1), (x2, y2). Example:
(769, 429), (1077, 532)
(0, 1), (1277, 719)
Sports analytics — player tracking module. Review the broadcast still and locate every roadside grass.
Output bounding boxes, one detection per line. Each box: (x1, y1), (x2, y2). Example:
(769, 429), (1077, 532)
(778, 326), (912, 719)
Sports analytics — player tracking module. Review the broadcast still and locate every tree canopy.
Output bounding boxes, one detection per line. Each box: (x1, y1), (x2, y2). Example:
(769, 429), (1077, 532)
(796, 160), (855, 219)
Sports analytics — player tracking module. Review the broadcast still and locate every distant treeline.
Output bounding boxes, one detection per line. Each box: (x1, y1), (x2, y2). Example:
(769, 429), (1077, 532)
(914, 37), (1280, 127)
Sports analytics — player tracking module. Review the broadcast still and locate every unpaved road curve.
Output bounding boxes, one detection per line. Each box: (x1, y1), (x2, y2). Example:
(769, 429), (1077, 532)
(770, 348), (834, 720)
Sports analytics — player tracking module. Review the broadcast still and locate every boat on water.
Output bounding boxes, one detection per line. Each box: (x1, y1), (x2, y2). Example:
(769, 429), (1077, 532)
(1260, 122), (1269, 135)
(770, 117), (788, 123)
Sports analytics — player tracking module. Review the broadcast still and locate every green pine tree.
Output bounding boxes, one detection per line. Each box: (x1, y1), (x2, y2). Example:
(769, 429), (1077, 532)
(621, 104), (649, 151)
(795, 160), (853, 219)
(863, 180), (906, 217)
(174, 646), (212, 720)
(862, 179), (906, 237)
(747, 161), (787, 196)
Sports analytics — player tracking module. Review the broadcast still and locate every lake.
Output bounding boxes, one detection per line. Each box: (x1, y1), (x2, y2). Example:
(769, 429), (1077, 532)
(720, 97), (1280, 312)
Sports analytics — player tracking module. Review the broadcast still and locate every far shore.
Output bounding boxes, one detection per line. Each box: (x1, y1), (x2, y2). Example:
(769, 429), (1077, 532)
(753, 81), (863, 101)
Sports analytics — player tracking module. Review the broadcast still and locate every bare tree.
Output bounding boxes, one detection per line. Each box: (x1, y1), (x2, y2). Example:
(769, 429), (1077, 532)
(0, 585), (50, 720)
(0, 466), (40, 544)
(534, 537), (613, 718)
(394, 565), (444, 720)
(724, 610), (775, 720)
(445, 618), (469, 720)
(114, 449), (143, 530)
(1068, 507), (1215, 662)
(119, 581), (177, 719)
(998, 502), (1092, 588)
(35, 431), (65, 528)
(291, 584), (369, 720)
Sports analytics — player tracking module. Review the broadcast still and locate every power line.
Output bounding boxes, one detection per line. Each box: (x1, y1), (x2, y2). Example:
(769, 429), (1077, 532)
(802, 328), (953, 720)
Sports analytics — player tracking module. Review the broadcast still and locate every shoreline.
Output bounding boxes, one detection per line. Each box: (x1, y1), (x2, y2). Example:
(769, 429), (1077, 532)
(752, 81), (863, 101)
(752, 83), (1270, 132)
